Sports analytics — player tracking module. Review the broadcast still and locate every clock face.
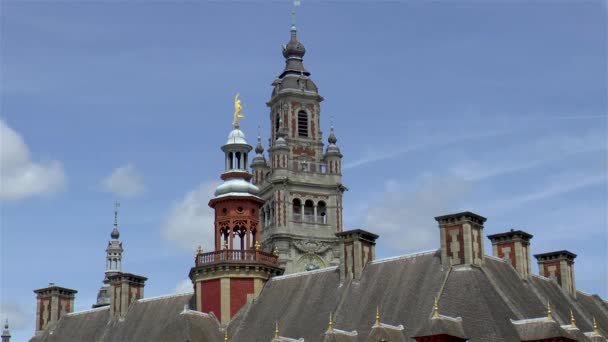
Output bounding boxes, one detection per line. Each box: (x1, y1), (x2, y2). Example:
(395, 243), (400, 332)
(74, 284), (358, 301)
(296, 254), (326, 272)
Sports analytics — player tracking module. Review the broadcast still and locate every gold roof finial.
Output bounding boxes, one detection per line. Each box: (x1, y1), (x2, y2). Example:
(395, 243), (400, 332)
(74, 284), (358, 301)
(570, 310), (576, 327)
(375, 305), (380, 326)
(433, 297), (440, 318)
(255, 240), (261, 251)
(233, 93), (244, 129)
(224, 329), (228, 342)
(547, 301), (552, 320)
(274, 320), (280, 339)
(593, 317), (598, 334)
(328, 311), (334, 332)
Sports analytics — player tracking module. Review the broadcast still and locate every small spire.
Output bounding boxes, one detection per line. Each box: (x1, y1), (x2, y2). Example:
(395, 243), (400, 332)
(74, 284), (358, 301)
(546, 301), (552, 320)
(275, 320), (280, 339)
(328, 311), (334, 332)
(375, 305), (380, 326)
(433, 297), (440, 318)
(114, 201), (120, 226)
(570, 309), (576, 327)
(593, 317), (598, 333)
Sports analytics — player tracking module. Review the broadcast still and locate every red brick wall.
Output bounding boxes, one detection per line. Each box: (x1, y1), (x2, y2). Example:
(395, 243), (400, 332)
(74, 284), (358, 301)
(445, 225), (464, 263)
(497, 242), (517, 269)
(201, 279), (221, 317)
(230, 278), (254, 317)
(541, 261), (562, 285)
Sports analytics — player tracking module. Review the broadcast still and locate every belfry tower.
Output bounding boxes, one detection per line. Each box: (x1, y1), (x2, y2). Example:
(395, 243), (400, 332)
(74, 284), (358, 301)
(189, 118), (283, 325)
(93, 203), (123, 308)
(252, 22), (346, 273)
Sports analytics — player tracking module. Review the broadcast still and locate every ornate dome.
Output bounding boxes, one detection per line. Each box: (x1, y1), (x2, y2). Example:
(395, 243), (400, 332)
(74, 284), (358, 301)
(226, 128), (248, 145)
(282, 26), (306, 59)
(214, 178), (260, 197)
(111, 226), (120, 239)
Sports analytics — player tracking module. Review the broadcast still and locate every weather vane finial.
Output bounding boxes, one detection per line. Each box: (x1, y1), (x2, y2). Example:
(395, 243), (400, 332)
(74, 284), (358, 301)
(114, 201), (120, 226)
(291, 0), (301, 30)
(233, 93), (244, 128)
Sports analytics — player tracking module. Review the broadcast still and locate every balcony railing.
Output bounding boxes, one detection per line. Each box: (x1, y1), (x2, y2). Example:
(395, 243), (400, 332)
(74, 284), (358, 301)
(292, 213), (327, 224)
(195, 249), (279, 267)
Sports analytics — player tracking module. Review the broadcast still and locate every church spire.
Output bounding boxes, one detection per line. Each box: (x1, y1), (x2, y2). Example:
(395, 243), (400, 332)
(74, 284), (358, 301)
(1, 319), (10, 342)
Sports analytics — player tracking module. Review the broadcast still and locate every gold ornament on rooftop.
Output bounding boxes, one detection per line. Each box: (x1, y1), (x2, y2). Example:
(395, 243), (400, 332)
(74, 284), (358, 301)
(274, 320), (279, 339)
(375, 305), (381, 326)
(224, 329), (228, 342)
(547, 302), (552, 320)
(593, 317), (598, 334)
(255, 241), (261, 251)
(570, 310), (576, 327)
(233, 93), (244, 128)
(328, 311), (334, 332)
(433, 297), (440, 318)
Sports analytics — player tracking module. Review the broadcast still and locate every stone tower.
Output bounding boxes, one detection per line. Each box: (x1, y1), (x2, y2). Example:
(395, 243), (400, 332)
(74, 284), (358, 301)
(189, 124), (283, 324)
(253, 23), (346, 274)
(93, 203), (124, 308)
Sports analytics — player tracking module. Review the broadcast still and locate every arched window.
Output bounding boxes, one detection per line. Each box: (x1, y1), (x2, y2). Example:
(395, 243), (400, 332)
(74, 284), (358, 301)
(293, 198), (302, 221)
(275, 114), (281, 134)
(298, 111), (308, 137)
(304, 200), (314, 222)
(228, 152), (234, 170)
(235, 152), (241, 169)
(317, 201), (327, 224)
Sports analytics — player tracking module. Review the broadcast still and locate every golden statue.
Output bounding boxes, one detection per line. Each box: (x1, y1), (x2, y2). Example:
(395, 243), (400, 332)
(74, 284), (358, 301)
(233, 93), (244, 128)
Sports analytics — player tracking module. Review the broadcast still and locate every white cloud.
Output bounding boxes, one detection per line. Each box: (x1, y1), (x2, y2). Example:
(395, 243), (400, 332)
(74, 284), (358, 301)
(363, 177), (471, 254)
(0, 119), (66, 201)
(101, 163), (145, 198)
(161, 181), (219, 252)
(174, 278), (194, 294)
(0, 300), (29, 330)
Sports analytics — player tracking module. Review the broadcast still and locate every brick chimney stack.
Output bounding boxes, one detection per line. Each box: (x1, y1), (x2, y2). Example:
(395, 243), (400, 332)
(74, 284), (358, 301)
(108, 273), (147, 318)
(534, 250), (577, 297)
(336, 229), (378, 281)
(33, 283), (77, 334)
(435, 211), (487, 266)
(487, 229), (533, 278)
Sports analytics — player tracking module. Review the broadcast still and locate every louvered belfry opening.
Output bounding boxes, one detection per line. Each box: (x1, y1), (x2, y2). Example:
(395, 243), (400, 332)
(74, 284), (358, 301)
(298, 110), (308, 137)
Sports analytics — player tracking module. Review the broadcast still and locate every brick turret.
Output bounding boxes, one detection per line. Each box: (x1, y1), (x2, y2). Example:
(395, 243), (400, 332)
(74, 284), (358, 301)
(487, 229), (533, 278)
(33, 283), (77, 334)
(534, 250), (577, 297)
(435, 211), (486, 266)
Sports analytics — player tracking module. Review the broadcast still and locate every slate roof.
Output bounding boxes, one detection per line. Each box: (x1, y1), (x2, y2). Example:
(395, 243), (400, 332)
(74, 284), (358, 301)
(29, 251), (607, 342)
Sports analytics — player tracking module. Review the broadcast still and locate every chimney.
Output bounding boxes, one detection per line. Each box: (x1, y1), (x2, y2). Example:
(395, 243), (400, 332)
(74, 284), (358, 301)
(487, 229), (533, 278)
(435, 211), (487, 266)
(534, 250), (577, 297)
(108, 273), (147, 318)
(33, 283), (77, 333)
(336, 229), (378, 281)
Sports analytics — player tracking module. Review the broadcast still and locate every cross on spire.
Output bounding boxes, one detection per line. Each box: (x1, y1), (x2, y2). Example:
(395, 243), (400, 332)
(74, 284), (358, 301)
(114, 201), (120, 226)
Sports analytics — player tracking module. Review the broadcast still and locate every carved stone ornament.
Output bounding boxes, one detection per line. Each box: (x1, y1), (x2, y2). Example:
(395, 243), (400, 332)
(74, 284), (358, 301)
(293, 239), (331, 254)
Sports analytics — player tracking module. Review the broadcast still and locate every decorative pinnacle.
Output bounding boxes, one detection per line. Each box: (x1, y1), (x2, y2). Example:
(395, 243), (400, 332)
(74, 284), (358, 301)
(255, 241), (261, 251)
(433, 297), (440, 318)
(275, 320), (280, 339)
(328, 311), (334, 332)
(593, 317), (598, 333)
(547, 302), (552, 320)
(570, 310), (576, 327)
(375, 305), (380, 326)
(291, 0), (301, 30)
(196, 245), (203, 255)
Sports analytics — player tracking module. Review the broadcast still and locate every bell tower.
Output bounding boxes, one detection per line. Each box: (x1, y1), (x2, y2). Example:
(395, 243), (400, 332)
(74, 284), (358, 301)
(255, 21), (346, 274)
(189, 119), (283, 325)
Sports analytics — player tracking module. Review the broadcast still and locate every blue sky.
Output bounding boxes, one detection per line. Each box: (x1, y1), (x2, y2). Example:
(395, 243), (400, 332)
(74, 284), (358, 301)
(1, 1), (606, 340)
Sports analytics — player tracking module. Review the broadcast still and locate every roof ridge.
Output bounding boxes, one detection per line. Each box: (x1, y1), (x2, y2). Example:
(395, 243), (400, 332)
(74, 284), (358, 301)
(65, 305), (110, 316)
(272, 266), (337, 281)
(369, 249), (437, 265)
(136, 292), (192, 303)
